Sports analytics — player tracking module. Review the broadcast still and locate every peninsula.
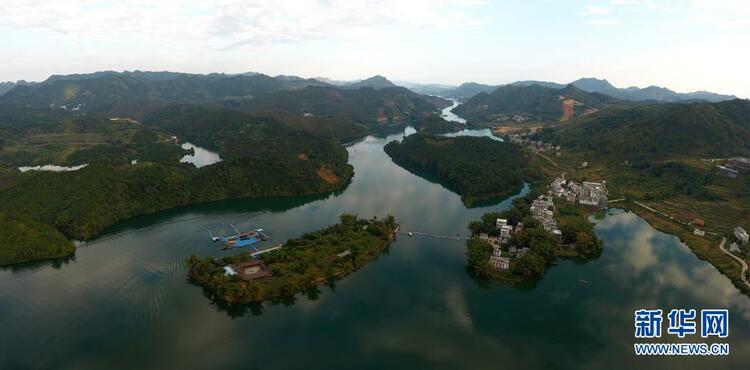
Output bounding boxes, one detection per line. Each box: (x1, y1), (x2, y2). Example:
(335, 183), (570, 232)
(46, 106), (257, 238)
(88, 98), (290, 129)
(384, 133), (537, 206)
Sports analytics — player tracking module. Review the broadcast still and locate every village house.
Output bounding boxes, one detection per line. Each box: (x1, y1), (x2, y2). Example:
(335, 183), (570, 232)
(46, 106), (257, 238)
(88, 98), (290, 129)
(735, 226), (749, 245)
(490, 256), (510, 270)
(731, 157), (750, 172)
(500, 225), (513, 244)
(693, 229), (706, 237)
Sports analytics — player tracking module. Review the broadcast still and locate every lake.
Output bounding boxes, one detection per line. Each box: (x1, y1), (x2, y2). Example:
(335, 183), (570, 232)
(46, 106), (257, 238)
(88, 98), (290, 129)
(180, 142), (222, 168)
(1, 125), (749, 370)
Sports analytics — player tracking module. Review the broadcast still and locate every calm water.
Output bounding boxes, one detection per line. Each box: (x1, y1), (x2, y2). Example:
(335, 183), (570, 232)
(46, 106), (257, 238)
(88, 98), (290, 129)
(1, 127), (749, 370)
(180, 142), (222, 168)
(441, 99), (466, 124)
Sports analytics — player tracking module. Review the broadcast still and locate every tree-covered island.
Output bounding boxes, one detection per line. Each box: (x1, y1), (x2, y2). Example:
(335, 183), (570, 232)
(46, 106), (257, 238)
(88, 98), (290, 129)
(186, 214), (399, 304)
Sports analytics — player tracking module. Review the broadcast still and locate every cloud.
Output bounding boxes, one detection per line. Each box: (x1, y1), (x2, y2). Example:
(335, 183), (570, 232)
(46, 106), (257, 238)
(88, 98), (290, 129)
(0, 0), (488, 49)
(585, 18), (621, 26)
(580, 5), (612, 16)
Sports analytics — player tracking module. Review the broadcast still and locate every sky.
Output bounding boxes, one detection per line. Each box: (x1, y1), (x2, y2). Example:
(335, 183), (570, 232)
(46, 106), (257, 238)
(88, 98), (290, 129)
(1, 0), (749, 97)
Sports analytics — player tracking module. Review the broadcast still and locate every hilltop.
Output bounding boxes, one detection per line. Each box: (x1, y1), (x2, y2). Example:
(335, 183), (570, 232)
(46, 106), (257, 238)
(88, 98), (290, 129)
(344, 75), (397, 89)
(569, 77), (736, 103)
(539, 99), (750, 163)
(453, 84), (616, 123)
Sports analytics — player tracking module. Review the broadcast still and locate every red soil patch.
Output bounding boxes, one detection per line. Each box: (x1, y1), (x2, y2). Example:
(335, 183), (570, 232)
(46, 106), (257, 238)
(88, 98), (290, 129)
(559, 97), (583, 122)
(316, 166), (339, 185)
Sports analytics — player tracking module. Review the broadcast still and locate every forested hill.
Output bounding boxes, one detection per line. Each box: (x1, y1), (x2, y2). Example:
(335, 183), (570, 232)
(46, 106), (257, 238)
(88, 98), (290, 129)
(0, 106), (354, 265)
(383, 134), (535, 206)
(0, 72), (329, 118)
(223, 85), (449, 128)
(343, 75), (396, 89)
(453, 84), (617, 123)
(538, 99), (750, 163)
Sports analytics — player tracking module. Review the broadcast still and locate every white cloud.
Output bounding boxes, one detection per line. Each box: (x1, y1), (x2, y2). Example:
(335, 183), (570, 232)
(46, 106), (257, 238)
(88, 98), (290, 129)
(580, 5), (612, 16)
(0, 0), (488, 49)
(585, 18), (621, 26)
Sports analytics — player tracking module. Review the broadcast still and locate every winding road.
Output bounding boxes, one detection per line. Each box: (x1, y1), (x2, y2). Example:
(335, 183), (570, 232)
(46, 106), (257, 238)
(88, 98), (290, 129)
(634, 201), (750, 290)
(717, 236), (750, 289)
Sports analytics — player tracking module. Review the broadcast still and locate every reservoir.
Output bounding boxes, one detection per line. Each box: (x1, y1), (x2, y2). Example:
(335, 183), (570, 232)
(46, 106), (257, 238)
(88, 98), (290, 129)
(179, 142), (222, 168)
(1, 126), (749, 370)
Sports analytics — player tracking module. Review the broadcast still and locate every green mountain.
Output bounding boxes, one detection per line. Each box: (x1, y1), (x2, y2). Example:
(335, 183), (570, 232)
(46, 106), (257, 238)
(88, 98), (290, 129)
(0, 105), (354, 265)
(344, 75), (397, 89)
(0, 72), (329, 118)
(540, 99), (750, 163)
(453, 84), (616, 123)
(225, 85), (448, 128)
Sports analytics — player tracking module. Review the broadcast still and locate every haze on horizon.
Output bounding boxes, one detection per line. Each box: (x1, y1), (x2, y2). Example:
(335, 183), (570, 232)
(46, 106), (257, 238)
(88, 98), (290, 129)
(2, 0), (749, 98)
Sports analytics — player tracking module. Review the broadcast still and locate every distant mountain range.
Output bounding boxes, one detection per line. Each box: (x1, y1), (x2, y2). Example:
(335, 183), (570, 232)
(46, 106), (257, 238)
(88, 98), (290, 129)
(453, 84), (619, 123)
(566, 77), (736, 103)
(0, 72), (329, 118)
(401, 78), (736, 103)
(2, 71), (737, 105)
(0, 71), (447, 131)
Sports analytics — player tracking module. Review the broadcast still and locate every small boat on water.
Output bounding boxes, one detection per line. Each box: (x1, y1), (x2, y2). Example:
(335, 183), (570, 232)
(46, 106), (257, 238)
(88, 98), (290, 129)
(578, 279), (589, 284)
(408, 232), (414, 237)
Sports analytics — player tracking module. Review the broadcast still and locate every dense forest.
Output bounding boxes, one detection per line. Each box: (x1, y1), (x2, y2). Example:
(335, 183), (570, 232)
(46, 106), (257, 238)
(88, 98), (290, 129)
(187, 214), (398, 304)
(0, 107), (354, 265)
(384, 134), (535, 206)
(0, 116), (184, 167)
(224, 85), (449, 129)
(537, 99), (750, 163)
(453, 84), (617, 123)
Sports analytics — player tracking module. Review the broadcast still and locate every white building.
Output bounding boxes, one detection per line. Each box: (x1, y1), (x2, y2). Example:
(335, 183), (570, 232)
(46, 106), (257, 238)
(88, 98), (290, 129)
(496, 218), (508, 229)
(735, 227), (749, 245)
(490, 256), (510, 270)
(500, 225), (513, 243)
(693, 229), (706, 237)
(492, 246), (503, 257)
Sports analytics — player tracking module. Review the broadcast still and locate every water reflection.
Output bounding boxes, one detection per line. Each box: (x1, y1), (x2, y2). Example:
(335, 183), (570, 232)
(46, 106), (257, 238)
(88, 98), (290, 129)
(1, 128), (749, 370)
(179, 142), (221, 168)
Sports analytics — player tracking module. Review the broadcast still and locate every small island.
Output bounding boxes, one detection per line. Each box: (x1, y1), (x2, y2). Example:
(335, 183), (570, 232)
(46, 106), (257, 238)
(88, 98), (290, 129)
(384, 134), (537, 206)
(466, 176), (605, 284)
(187, 214), (399, 304)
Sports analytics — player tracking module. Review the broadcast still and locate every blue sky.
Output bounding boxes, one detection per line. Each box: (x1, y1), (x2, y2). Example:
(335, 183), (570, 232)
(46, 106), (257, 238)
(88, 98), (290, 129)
(2, 0), (749, 97)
